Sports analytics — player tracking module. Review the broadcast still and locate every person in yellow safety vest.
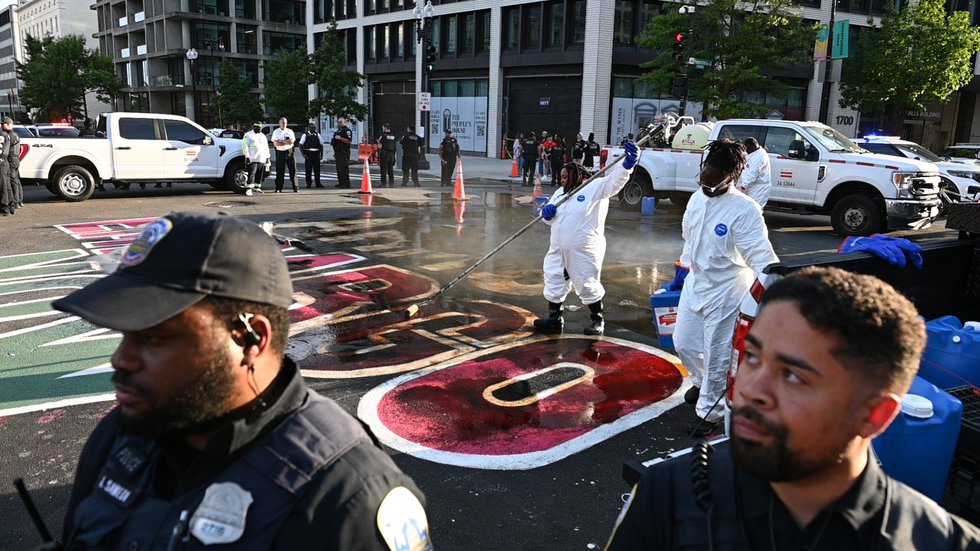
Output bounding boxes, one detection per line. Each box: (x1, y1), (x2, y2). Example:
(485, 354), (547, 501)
(242, 122), (270, 196)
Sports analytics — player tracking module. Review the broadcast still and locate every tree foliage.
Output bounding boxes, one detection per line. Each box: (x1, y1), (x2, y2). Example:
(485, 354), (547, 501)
(309, 23), (367, 121)
(16, 34), (121, 121)
(213, 59), (264, 128)
(839, 0), (980, 132)
(639, 0), (816, 119)
(263, 48), (313, 124)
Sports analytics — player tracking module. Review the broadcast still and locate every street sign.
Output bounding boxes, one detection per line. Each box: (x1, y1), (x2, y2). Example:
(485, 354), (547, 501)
(419, 92), (431, 112)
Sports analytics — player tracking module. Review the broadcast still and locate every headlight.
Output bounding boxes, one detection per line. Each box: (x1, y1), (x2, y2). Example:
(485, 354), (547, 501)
(891, 172), (912, 190)
(946, 170), (978, 179)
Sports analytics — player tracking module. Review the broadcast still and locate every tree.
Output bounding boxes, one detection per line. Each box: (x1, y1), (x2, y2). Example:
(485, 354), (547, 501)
(213, 59), (264, 128)
(263, 48), (312, 124)
(639, 0), (816, 119)
(839, 0), (980, 134)
(309, 23), (367, 122)
(17, 34), (121, 122)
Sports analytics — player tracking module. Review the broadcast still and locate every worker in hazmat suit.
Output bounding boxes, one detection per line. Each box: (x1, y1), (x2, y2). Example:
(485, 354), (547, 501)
(736, 137), (772, 208)
(666, 139), (779, 436)
(533, 141), (639, 336)
(242, 122), (270, 196)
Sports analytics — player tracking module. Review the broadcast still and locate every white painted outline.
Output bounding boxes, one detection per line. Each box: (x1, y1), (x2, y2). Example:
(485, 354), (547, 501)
(358, 335), (690, 470)
(0, 392), (116, 417)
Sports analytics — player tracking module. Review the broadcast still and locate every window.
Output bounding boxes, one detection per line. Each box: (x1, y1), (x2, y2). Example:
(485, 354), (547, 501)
(237, 25), (257, 54)
(762, 127), (806, 158)
(396, 23), (405, 58)
(614, 0), (635, 45)
(477, 11), (490, 53)
(460, 79), (475, 96)
(165, 120), (208, 144)
(525, 5), (541, 49)
(639, 0), (659, 33)
(366, 26), (376, 60)
(445, 15), (457, 54)
(545, 1), (564, 47)
(504, 7), (520, 49)
(118, 118), (156, 139)
(262, 31), (304, 55)
(380, 24), (389, 58)
(572, 0), (586, 44)
(462, 13), (475, 53)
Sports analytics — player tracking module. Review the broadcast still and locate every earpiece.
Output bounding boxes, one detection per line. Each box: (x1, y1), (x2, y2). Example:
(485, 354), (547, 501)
(238, 312), (262, 349)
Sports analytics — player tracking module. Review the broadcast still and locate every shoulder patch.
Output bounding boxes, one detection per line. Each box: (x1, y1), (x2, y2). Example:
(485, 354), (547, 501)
(377, 486), (432, 551)
(121, 218), (173, 268)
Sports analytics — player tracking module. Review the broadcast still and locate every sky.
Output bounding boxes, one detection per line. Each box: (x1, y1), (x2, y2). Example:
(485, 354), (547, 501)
(0, 1), (17, 10)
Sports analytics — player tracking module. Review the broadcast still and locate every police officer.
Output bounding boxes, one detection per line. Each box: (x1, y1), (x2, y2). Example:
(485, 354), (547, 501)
(0, 120), (10, 216)
(332, 116), (353, 189)
(299, 123), (324, 189)
(572, 132), (587, 165)
(2, 117), (20, 212)
(400, 125), (422, 187)
(605, 267), (980, 550)
(376, 123), (397, 188)
(585, 132), (600, 170)
(272, 117), (297, 193)
(521, 131), (539, 186)
(438, 128), (459, 187)
(55, 211), (433, 551)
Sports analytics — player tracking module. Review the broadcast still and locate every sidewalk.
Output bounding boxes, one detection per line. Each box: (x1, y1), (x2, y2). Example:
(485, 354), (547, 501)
(317, 155), (561, 187)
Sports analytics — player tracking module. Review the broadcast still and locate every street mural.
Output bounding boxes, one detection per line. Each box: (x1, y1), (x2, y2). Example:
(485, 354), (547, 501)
(0, 216), (686, 470)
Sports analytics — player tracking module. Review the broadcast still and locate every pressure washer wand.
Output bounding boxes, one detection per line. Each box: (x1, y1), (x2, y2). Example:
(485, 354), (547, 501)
(14, 478), (54, 545)
(404, 125), (657, 318)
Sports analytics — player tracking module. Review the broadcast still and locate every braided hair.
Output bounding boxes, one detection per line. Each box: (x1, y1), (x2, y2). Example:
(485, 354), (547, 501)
(561, 162), (589, 193)
(703, 139), (747, 181)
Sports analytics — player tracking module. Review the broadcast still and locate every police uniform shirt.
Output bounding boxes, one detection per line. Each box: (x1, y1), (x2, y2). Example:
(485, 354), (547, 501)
(441, 136), (459, 159)
(300, 132), (323, 154)
(400, 133), (421, 159)
(523, 137), (539, 159)
(272, 127), (295, 152)
(605, 441), (980, 550)
(378, 131), (397, 158)
(62, 358), (431, 550)
(333, 126), (353, 158)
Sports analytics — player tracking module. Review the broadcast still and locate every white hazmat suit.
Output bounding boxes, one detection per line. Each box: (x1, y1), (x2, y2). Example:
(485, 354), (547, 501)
(673, 187), (779, 423)
(737, 146), (772, 208)
(541, 161), (633, 305)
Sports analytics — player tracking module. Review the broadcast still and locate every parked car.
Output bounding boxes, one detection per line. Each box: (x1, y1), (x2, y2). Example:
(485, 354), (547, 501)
(939, 144), (980, 166)
(853, 136), (980, 212)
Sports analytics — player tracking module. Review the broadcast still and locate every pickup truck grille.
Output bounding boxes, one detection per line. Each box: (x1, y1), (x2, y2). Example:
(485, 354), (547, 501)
(910, 175), (940, 196)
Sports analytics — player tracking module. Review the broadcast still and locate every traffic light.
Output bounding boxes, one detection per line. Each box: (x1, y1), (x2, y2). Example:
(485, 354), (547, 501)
(671, 74), (688, 98)
(671, 32), (686, 62)
(425, 43), (437, 71)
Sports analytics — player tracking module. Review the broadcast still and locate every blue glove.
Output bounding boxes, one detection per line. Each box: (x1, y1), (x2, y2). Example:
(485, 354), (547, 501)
(659, 262), (689, 292)
(541, 203), (557, 220)
(838, 234), (924, 270)
(623, 141), (639, 170)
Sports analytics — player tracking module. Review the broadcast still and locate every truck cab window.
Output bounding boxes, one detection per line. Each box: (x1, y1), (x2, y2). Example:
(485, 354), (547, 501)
(764, 127), (807, 158)
(118, 118), (157, 140)
(164, 120), (208, 145)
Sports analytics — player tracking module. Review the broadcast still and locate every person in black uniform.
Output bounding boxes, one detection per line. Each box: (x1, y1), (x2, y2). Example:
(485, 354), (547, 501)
(400, 125), (422, 187)
(549, 136), (566, 187)
(54, 211), (432, 551)
(2, 117), (21, 211)
(521, 131), (539, 186)
(572, 132), (586, 165)
(438, 128), (459, 187)
(376, 123), (397, 188)
(299, 123), (324, 189)
(585, 132), (600, 170)
(332, 116), (353, 189)
(605, 267), (980, 551)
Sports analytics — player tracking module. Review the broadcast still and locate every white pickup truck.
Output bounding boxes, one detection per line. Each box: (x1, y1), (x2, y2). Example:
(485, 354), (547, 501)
(20, 112), (249, 202)
(603, 118), (942, 236)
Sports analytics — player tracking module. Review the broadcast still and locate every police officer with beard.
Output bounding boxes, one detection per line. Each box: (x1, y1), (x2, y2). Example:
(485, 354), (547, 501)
(376, 123), (397, 188)
(54, 211), (432, 551)
(400, 125), (422, 187)
(606, 267), (980, 550)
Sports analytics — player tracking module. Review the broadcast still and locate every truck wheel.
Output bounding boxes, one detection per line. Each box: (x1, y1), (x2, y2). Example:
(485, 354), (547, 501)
(617, 171), (651, 211)
(831, 193), (882, 237)
(224, 159), (249, 193)
(52, 165), (96, 202)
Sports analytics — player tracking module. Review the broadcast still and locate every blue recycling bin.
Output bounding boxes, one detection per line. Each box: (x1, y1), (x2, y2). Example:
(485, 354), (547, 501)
(872, 376), (963, 502)
(919, 316), (980, 390)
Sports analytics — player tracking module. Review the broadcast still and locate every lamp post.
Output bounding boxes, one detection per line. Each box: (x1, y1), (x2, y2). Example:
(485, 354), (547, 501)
(185, 47), (199, 122)
(414, 0), (434, 170)
(677, 5), (695, 118)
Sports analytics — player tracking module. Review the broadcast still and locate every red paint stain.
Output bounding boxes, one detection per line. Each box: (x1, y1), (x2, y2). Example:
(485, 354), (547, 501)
(36, 409), (67, 425)
(376, 338), (682, 455)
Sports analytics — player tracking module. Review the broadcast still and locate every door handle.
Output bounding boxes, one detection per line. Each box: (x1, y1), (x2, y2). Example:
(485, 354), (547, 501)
(164, 147), (177, 150)
(115, 146), (131, 150)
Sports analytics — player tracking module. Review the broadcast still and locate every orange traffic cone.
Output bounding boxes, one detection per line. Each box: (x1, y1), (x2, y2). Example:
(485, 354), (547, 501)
(532, 172), (543, 198)
(358, 159), (373, 194)
(510, 159), (519, 177)
(454, 200), (466, 225)
(453, 159), (468, 201)
(360, 193), (373, 207)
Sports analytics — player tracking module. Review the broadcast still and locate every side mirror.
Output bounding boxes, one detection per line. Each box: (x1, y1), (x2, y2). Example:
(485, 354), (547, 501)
(203, 135), (213, 145)
(787, 140), (807, 159)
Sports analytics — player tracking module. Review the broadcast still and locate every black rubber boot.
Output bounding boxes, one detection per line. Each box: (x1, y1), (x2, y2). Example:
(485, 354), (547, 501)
(584, 301), (604, 336)
(533, 301), (564, 334)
